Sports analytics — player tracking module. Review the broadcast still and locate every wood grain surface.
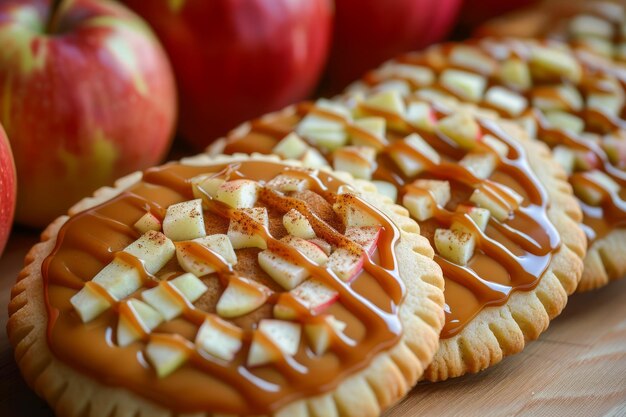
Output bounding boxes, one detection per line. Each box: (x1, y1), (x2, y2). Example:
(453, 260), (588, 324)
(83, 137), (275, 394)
(1, 230), (625, 417)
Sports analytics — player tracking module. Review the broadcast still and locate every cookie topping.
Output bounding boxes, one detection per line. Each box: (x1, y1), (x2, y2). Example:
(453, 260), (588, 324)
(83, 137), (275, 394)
(221, 92), (561, 339)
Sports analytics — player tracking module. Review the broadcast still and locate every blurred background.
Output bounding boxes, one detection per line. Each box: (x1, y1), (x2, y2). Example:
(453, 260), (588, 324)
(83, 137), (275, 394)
(0, 0), (541, 253)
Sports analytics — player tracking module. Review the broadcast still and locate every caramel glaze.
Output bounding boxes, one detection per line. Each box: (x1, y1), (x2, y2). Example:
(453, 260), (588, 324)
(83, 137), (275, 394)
(42, 161), (405, 414)
(222, 100), (561, 339)
(357, 38), (626, 244)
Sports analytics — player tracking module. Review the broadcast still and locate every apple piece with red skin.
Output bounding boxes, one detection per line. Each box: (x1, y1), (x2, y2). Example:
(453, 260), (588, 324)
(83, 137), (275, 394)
(345, 226), (381, 256)
(0, 123), (15, 256)
(0, 0), (176, 228)
(121, 0), (333, 150)
(326, 0), (462, 91)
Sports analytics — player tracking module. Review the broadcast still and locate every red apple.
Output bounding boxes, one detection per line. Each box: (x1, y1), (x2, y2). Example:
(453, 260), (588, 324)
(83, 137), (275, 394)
(121, 0), (333, 150)
(325, 0), (462, 91)
(0, 0), (176, 227)
(0, 123), (16, 256)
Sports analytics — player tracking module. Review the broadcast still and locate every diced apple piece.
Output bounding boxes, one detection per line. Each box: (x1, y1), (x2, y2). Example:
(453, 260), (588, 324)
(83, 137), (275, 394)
(574, 149), (601, 171)
(291, 279), (339, 314)
(544, 111), (585, 135)
(91, 260), (143, 301)
(406, 101), (437, 132)
(315, 98), (352, 119)
(273, 132), (309, 159)
(434, 228), (476, 265)
(266, 174), (309, 193)
(390, 133), (440, 177)
(308, 238), (332, 256)
(588, 93), (624, 116)
(297, 114), (348, 152)
(176, 234), (237, 276)
(500, 58), (532, 90)
(300, 148), (330, 169)
(481, 134), (509, 158)
(552, 146), (576, 175)
(195, 317), (243, 362)
(283, 209), (316, 239)
(333, 193), (380, 227)
(333, 146), (376, 180)
(305, 316), (347, 355)
(145, 339), (188, 378)
(142, 282), (185, 321)
(328, 248), (364, 282)
(70, 283), (112, 323)
(215, 179), (259, 209)
(372, 181), (398, 201)
(403, 179), (450, 221)
(440, 69), (486, 102)
(125, 231), (176, 275)
(170, 272), (208, 302)
(569, 14), (613, 39)
(376, 62), (435, 86)
(228, 207), (268, 249)
(449, 45), (497, 75)
(191, 176), (225, 200)
(532, 85), (583, 112)
(436, 113), (481, 150)
(345, 226), (381, 255)
(456, 205), (490, 232)
(248, 320), (302, 367)
(282, 235), (329, 265)
(515, 116), (538, 139)
(529, 46), (582, 83)
(117, 299), (163, 347)
(485, 86), (528, 116)
(460, 152), (497, 179)
(134, 212), (161, 234)
(603, 136), (626, 166)
(163, 199), (206, 241)
(91, 231), (174, 301)
(258, 250), (309, 290)
(361, 90), (406, 117)
(470, 186), (519, 222)
(573, 170), (620, 205)
(373, 79), (411, 95)
(353, 117), (386, 138)
(216, 277), (271, 318)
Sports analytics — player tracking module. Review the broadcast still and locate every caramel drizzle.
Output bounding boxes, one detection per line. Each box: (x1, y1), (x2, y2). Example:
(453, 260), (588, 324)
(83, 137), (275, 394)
(223, 98), (560, 338)
(42, 161), (405, 414)
(361, 39), (626, 243)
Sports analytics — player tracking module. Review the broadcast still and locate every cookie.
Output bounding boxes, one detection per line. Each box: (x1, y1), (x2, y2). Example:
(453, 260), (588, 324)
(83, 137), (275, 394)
(476, 0), (626, 63)
(344, 37), (626, 292)
(210, 91), (585, 380)
(7, 154), (444, 417)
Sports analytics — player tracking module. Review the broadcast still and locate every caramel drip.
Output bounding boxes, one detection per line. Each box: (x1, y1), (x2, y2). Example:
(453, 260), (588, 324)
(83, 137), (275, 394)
(379, 40), (626, 242)
(222, 98), (560, 339)
(41, 160), (404, 414)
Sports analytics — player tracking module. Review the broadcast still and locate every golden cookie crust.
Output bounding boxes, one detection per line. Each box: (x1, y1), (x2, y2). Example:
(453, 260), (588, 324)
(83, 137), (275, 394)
(7, 153), (445, 417)
(208, 101), (586, 381)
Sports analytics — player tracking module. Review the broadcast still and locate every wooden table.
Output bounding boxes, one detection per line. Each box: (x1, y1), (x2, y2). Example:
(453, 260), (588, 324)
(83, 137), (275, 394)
(1, 231), (625, 417)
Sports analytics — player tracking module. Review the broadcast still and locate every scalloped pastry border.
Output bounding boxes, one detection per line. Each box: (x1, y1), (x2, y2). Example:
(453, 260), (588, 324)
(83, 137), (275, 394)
(7, 153), (445, 417)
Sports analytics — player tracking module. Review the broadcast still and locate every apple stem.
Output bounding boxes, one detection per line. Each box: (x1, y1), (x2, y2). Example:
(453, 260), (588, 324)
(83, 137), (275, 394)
(46, 0), (64, 34)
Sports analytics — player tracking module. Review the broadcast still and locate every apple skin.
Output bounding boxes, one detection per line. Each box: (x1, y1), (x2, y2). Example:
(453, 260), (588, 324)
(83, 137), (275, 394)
(121, 0), (333, 150)
(0, 0), (176, 227)
(0, 122), (16, 256)
(325, 0), (462, 91)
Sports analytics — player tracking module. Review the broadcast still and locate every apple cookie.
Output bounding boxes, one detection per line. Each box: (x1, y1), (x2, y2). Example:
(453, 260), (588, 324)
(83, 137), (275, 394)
(7, 154), (444, 417)
(209, 92), (585, 380)
(476, 0), (626, 63)
(343, 37), (626, 292)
